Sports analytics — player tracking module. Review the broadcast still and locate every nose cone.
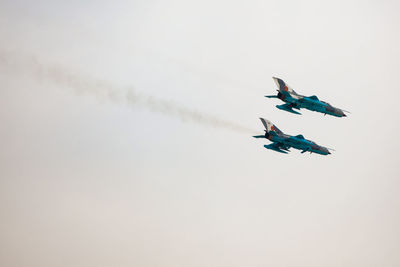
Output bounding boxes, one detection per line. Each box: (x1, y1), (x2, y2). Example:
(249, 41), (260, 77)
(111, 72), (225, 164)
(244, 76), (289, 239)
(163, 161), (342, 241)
(324, 147), (331, 155)
(320, 147), (331, 155)
(337, 109), (346, 117)
(311, 145), (331, 155)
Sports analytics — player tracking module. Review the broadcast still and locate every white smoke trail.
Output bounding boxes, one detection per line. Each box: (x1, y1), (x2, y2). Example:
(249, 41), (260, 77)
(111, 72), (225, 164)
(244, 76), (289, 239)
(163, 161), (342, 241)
(0, 50), (255, 134)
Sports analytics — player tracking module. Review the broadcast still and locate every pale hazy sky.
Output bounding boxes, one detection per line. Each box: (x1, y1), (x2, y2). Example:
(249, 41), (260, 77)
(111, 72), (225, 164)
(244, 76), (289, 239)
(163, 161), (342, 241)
(1, 1), (400, 266)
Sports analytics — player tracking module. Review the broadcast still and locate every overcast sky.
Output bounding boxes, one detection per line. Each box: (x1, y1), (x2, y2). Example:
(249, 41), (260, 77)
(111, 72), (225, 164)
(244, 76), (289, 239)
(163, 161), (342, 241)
(1, 1), (400, 266)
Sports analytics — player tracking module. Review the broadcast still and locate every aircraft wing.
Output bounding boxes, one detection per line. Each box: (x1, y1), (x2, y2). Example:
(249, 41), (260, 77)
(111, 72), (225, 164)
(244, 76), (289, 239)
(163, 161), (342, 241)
(264, 142), (290, 154)
(276, 103), (302, 115)
(308, 95), (320, 101)
(300, 95), (321, 106)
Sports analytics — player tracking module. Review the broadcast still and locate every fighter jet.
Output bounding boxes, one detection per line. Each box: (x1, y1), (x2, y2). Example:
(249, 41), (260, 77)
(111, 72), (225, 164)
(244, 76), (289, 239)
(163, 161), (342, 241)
(265, 77), (349, 117)
(253, 118), (332, 155)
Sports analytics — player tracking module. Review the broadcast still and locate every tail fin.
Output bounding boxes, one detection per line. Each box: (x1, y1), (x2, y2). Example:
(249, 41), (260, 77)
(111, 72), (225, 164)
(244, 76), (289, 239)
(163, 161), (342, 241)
(259, 118), (283, 134)
(272, 77), (297, 95)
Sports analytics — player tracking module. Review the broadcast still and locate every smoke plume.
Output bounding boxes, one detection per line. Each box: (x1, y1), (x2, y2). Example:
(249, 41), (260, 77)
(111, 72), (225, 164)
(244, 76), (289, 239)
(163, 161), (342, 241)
(0, 50), (254, 134)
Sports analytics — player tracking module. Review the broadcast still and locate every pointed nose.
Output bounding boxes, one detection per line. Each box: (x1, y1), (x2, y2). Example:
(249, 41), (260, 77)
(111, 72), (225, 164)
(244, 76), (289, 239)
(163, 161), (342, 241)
(334, 108), (347, 117)
(322, 147), (331, 155)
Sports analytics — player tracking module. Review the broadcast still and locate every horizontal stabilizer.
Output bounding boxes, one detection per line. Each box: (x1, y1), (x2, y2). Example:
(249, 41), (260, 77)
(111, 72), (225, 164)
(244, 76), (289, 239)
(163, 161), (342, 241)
(253, 135), (265, 139)
(265, 95), (278, 98)
(276, 104), (302, 115)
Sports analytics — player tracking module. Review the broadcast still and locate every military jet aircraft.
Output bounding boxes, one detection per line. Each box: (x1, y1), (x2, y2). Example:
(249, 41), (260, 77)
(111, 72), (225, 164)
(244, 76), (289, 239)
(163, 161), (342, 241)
(253, 118), (332, 155)
(265, 77), (349, 117)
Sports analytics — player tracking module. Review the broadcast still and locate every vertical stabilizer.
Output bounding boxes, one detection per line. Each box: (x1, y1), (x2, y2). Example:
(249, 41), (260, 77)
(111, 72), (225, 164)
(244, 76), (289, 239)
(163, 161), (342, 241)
(259, 118), (283, 134)
(272, 77), (297, 95)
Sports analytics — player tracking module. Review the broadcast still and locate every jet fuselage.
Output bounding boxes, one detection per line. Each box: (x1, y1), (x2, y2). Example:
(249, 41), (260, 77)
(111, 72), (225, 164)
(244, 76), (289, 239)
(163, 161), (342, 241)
(268, 77), (347, 117)
(254, 118), (331, 155)
(265, 131), (330, 155)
